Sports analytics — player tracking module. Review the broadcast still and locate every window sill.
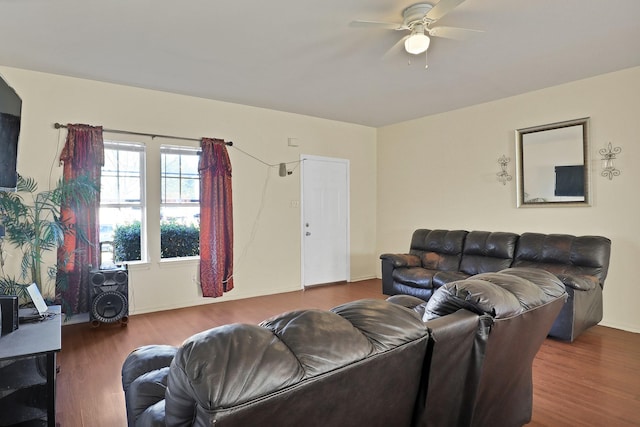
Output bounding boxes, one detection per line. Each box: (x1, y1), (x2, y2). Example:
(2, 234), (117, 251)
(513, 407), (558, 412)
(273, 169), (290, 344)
(119, 260), (151, 271)
(159, 256), (200, 268)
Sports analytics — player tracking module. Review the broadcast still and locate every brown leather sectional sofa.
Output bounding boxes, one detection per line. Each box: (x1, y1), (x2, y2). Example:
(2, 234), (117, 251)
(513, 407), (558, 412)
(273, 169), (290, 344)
(380, 229), (611, 341)
(122, 268), (566, 427)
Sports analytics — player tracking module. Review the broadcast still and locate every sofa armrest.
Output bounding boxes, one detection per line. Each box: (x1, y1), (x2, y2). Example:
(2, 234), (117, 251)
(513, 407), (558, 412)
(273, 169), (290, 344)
(416, 310), (492, 427)
(380, 253), (421, 268)
(126, 368), (170, 427)
(122, 345), (178, 392)
(556, 274), (599, 291)
(386, 295), (428, 319)
(122, 345), (177, 427)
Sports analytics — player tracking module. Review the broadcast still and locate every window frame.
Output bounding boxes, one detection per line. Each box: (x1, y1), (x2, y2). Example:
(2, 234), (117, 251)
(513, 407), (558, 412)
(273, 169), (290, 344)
(159, 144), (201, 260)
(160, 145), (201, 207)
(100, 140), (147, 263)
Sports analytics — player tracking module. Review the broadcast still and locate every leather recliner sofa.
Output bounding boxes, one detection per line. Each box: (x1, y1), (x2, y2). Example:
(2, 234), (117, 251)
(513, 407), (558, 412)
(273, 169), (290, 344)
(122, 267), (566, 427)
(122, 299), (430, 427)
(380, 229), (611, 341)
(389, 267), (567, 427)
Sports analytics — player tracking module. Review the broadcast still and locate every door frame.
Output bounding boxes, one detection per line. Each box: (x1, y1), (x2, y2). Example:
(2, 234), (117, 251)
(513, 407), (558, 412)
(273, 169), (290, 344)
(300, 154), (350, 288)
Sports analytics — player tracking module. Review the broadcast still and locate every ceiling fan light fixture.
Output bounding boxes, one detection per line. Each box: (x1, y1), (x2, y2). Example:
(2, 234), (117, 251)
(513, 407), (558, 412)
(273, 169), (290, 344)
(404, 25), (431, 55)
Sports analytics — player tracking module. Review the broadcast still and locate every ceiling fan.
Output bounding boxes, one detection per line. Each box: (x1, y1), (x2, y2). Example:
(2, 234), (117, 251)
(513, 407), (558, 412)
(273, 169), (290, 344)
(351, 0), (480, 66)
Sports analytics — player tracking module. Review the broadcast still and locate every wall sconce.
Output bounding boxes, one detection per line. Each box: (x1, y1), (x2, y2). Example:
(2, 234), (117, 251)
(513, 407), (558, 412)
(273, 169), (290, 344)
(496, 155), (512, 185)
(599, 142), (622, 180)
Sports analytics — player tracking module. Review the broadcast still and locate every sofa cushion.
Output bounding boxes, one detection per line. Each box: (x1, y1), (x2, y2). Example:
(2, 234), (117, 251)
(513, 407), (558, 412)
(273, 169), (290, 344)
(167, 324), (305, 412)
(163, 300), (429, 426)
(513, 233), (611, 287)
(260, 309), (374, 377)
(459, 231), (519, 275)
(392, 266), (436, 289)
(331, 298), (430, 351)
(433, 270), (469, 288)
(499, 267), (567, 297)
(409, 229), (467, 271)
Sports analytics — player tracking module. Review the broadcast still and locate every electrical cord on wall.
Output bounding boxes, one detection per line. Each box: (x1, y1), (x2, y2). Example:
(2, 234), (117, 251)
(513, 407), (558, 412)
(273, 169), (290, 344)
(222, 164), (272, 285)
(48, 126), (64, 189)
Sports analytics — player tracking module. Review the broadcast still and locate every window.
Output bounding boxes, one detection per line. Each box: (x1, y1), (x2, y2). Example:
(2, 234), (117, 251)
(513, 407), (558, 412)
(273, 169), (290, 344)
(100, 141), (145, 263)
(160, 146), (200, 259)
(98, 140), (201, 264)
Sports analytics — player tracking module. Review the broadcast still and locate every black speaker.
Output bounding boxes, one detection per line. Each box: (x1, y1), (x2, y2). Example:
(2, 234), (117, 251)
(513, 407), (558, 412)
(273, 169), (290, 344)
(0, 295), (19, 335)
(89, 266), (129, 327)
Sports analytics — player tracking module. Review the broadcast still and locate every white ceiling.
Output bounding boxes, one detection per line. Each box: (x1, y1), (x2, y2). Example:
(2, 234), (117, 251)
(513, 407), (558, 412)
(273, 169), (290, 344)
(1, 0), (639, 127)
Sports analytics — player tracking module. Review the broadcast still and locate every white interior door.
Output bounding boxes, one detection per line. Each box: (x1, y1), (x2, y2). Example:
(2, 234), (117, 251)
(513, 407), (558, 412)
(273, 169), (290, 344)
(301, 155), (349, 287)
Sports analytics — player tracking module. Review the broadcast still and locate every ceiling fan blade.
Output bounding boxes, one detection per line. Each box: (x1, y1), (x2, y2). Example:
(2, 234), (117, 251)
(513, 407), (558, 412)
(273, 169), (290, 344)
(382, 35), (410, 60)
(425, 0), (466, 22)
(349, 20), (408, 31)
(428, 26), (483, 40)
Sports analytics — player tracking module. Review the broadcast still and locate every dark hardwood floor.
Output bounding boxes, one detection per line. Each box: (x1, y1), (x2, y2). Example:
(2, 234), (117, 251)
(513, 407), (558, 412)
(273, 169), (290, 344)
(56, 279), (640, 426)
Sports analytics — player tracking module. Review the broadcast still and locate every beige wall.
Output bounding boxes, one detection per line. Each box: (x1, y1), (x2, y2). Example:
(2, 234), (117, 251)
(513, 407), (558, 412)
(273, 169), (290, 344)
(377, 66), (640, 333)
(0, 66), (377, 314)
(3, 64), (638, 333)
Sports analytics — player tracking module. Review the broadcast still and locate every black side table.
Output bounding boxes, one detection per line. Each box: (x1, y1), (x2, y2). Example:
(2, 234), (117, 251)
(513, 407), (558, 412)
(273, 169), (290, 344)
(0, 305), (61, 427)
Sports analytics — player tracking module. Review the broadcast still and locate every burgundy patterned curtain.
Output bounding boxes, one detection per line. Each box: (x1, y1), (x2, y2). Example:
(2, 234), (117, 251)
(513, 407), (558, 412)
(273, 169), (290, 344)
(198, 138), (233, 297)
(56, 124), (104, 314)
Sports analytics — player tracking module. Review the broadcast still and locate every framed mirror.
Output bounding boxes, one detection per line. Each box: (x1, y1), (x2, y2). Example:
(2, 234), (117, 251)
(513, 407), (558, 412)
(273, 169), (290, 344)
(516, 118), (590, 207)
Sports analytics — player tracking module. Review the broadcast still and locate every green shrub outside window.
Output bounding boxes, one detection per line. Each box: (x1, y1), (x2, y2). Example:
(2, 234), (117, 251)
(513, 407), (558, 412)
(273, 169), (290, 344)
(113, 221), (199, 262)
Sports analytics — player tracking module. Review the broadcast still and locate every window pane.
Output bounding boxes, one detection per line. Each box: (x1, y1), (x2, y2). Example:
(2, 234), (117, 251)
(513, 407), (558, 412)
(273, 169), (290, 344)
(120, 177), (141, 203)
(181, 178), (199, 202)
(182, 155), (199, 175)
(160, 206), (200, 259)
(163, 153), (180, 176)
(160, 149), (200, 204)
(103, 149), (118, 171)
(119, 150), (141, 175)
(161, 206), (200, 225)
(160, 147), (200, 259)
(100, 142), (145, 264)
(100, 176), (119, 203)
(100, 207), (143, 263)
(102, 146), (142, 205)
(164, 178), (181, 202)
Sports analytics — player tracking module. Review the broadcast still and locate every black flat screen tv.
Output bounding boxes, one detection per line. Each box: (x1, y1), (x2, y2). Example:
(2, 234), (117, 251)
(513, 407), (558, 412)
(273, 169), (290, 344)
(0, 75), (21, 192)
(554, 165), (584, 197)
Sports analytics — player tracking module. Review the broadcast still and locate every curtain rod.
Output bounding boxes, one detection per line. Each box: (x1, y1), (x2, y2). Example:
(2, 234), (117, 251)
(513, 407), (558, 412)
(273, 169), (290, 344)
(53, 123), (233, 146)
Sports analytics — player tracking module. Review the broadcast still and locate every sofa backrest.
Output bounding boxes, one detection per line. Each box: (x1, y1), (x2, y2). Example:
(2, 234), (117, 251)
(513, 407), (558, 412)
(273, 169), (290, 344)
(512, 232), (611, 287)
(164, 299), (429, 427)
(470, 270), (566, 427)
(417, 268), (566, 427)
(409, 229), (468, 272)
(459, 231), (519, 276)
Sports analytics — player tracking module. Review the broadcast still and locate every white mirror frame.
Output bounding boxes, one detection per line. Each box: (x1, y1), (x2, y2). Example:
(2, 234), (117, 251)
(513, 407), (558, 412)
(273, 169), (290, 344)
(516, 117), (591, 208)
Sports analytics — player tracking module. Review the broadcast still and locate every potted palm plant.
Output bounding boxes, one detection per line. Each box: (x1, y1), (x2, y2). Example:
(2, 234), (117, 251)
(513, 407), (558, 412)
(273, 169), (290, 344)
(0, 175), (97, 302)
